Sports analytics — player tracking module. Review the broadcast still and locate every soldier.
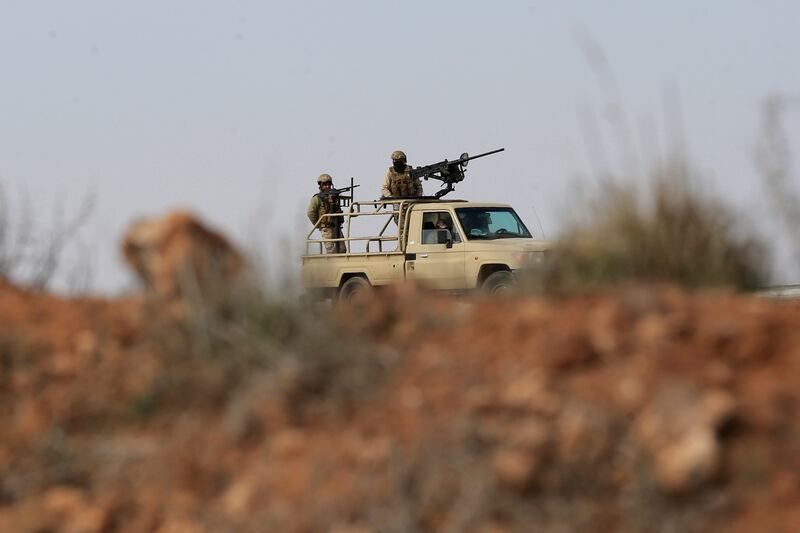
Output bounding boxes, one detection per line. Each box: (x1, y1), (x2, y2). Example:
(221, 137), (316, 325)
(380, 150), (421, 241)
(380, 150), (423, 198)
(307, 173), (346, 254)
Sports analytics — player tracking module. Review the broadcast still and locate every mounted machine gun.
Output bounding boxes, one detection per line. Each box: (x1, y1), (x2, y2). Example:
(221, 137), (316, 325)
(410, 148), (505, 198)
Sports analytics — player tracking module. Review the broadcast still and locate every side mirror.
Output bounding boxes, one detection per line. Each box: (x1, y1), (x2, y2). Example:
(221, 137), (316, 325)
(437, 229), (453, 248)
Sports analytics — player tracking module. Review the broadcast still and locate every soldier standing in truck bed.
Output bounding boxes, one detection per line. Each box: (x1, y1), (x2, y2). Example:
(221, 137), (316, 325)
(380, 150), (422, 198)
(307, 173), (346, 254)
(381, 150), (422, 242)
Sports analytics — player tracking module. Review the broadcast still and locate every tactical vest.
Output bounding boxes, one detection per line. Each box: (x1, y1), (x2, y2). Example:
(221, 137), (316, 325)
(317, 194), (342, 227)
(389, 169), (415, 197)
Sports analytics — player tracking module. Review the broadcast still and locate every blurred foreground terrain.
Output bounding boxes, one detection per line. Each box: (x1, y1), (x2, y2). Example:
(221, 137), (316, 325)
(2, 211), (800, 532)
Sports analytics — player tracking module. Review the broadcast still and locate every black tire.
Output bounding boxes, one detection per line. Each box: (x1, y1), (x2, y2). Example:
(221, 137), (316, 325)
(482, 270), (516, 296)
(339, 276), (372, 303)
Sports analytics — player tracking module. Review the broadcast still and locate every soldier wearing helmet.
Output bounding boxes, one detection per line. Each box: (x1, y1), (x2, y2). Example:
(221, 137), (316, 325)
(380, 150), (423, 198)
(308, 173), (346, 254)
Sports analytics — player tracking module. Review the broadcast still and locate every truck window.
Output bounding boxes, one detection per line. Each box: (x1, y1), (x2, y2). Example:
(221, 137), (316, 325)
(455, 207), (532, 240)
(421, 211), (461, 245)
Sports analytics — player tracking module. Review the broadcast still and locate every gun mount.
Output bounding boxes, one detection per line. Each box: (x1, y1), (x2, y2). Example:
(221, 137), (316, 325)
(410, 148), (505, 198)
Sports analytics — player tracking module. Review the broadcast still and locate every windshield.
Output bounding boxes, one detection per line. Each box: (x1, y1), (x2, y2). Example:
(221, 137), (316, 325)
(455, 207), (533, 240)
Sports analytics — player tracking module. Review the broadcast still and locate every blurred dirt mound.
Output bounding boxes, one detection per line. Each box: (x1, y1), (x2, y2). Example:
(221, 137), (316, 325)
(0, 275), (140, 349)
(122, 210), (244, 301)
(2, 273), (800, 530)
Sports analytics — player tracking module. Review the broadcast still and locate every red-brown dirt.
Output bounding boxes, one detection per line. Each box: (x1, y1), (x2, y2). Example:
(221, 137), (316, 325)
(2, 215), (800, 532)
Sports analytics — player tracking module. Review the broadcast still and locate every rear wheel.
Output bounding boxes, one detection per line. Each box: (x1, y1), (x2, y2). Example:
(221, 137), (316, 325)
(339, 276), (372, 303)
(482, 270), (516, 296)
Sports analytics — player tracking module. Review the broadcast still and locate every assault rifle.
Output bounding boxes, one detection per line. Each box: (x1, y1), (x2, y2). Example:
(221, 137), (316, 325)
(410, 148), (505, 198)
(317, 182), (360, 212)
(316, 183), (359, 200)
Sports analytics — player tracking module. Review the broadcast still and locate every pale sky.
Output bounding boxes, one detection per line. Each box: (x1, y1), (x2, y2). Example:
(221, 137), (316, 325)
(1, 1), (799, 292)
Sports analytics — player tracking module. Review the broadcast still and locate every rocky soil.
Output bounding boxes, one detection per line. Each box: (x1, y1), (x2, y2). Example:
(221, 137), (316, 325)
(1, 211), (800, 532)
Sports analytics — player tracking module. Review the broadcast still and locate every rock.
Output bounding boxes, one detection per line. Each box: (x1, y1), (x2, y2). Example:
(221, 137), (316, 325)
(652, 428), (719, 493)
(122, 210), (244, 301)
(491, 449), (539, 490)
(43, 487), (107, 533)
(586, 301), (629, 357)
(499, 370), (559, 415)
(270, 430), (308, 459)
(634, 382), (737, 493)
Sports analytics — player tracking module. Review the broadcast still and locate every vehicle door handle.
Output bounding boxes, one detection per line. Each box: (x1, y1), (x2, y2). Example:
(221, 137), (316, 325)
(419, 253), (429, 258)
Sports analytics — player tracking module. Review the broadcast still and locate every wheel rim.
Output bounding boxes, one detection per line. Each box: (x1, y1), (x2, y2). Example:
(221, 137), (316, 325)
(349, 286), (367, 301)
(342, 280), (371, 302)
(492, 283), (512, 295)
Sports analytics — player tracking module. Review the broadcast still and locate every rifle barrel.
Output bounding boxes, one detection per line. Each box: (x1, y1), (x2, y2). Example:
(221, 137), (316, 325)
(317, 184), (360, 198)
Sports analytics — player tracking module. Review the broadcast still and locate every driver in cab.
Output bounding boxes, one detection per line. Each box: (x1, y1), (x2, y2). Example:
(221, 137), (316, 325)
(460, 212), (491, 237)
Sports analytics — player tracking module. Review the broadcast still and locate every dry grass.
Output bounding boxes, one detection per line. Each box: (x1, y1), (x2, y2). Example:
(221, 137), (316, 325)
(532, 160), (768, 292)
(138, 280), (398, 423)
(0, 182), (94, 290)
(756, 94), (800, 272)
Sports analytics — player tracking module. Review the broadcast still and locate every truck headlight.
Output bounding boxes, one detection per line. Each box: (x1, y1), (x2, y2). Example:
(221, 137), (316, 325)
(513, 252), (544, 264)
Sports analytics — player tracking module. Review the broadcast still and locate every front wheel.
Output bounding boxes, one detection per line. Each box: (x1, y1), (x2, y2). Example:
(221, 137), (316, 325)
(339, 276), (372, 303)
(482, 270), (516, 296)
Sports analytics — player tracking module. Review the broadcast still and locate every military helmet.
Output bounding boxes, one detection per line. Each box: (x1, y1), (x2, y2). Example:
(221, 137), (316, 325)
(391, 150), (407, 162)
(317, 173), (333, 184)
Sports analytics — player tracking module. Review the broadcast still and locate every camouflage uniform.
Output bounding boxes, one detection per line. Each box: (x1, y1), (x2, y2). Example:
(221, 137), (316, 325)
(308, 174), (346, 254)
(381, 167), (423, 197)
(381, 150), (422, 198)
(381, 151), (421, 242)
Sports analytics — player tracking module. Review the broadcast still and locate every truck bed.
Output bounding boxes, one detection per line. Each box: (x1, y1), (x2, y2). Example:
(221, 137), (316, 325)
(301, 251), (406, 288)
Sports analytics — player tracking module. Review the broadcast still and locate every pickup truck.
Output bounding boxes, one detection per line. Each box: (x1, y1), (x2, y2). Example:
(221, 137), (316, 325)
(301, 198), (550, 300)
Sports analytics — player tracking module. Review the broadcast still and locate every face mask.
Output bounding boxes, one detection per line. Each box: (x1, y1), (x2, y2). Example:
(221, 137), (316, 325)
(393, 161), (406, 172)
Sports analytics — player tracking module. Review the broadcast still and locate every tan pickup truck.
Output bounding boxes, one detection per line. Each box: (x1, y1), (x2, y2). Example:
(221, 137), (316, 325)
(302, 198), (550, 300)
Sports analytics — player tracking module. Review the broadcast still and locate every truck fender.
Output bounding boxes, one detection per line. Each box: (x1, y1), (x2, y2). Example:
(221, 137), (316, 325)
(477, 263), (511, 286)
(338, 271), (373, 287)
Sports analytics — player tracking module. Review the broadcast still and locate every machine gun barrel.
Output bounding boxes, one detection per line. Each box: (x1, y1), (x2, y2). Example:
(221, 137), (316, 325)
(458, 148), (505, 165)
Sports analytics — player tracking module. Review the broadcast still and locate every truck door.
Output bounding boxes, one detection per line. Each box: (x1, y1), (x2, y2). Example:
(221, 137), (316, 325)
(405, 210), (466, 290)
